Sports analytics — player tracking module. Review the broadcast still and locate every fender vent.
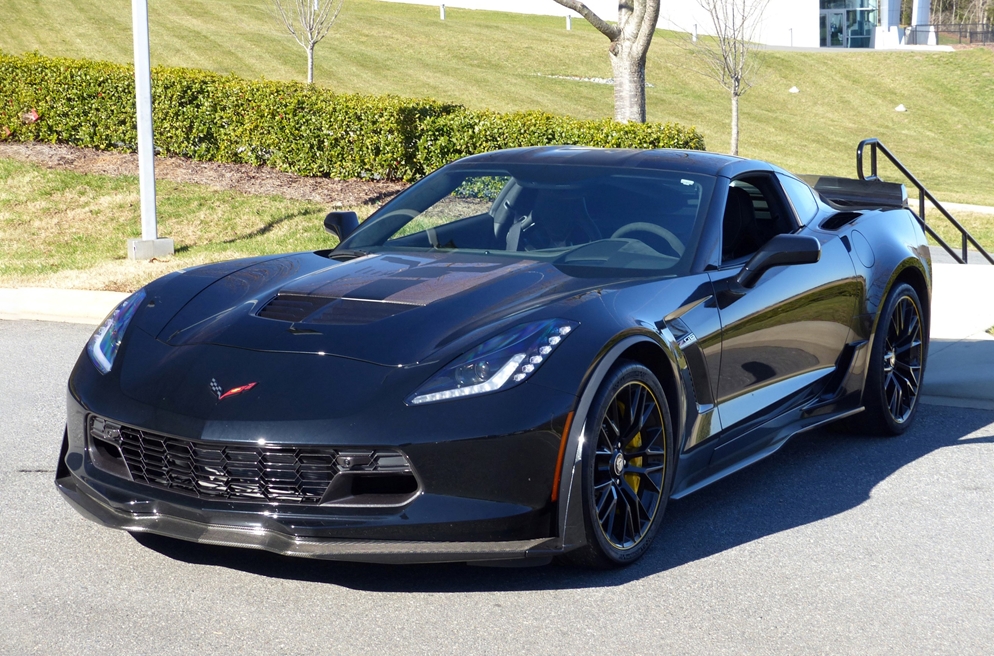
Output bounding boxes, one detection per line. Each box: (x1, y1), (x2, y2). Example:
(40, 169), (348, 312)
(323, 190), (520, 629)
(821, 211), (863, 231)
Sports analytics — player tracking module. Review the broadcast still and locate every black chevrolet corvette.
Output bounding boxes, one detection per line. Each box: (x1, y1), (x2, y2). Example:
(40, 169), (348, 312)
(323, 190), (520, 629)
(57, 146), (930, 567)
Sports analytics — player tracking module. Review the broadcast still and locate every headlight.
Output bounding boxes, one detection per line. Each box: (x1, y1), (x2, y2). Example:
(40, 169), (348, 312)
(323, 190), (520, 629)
(87, 289), (146, 375)
(408, 319), (578, 405)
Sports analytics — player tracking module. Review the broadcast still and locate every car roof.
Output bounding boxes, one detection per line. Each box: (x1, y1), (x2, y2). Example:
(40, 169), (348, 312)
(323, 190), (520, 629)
(447, 146), (768, 177)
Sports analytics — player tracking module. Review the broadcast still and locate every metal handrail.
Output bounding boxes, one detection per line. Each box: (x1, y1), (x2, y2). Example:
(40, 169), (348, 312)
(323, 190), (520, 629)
(856, 138), (994, 265)
(906, 23), (993, 46)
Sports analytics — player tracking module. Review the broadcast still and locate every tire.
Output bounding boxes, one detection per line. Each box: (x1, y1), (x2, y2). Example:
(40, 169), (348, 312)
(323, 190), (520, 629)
(566, 361), (676, 568)
(859, 282), (927, 436)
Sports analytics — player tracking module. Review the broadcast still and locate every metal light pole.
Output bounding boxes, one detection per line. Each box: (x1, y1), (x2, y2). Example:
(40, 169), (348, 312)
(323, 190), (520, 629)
(127, 0), (173, 260)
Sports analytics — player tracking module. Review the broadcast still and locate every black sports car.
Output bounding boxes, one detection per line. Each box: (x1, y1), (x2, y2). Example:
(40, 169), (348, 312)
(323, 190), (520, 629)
(56, 146), (930, 567)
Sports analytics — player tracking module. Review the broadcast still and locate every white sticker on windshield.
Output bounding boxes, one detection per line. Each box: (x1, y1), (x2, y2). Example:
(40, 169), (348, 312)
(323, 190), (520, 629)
(681, 179), (694, 186)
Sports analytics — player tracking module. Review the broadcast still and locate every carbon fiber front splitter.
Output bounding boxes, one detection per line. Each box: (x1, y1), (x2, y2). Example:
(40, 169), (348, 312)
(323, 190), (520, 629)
(55, 471), (564, 564)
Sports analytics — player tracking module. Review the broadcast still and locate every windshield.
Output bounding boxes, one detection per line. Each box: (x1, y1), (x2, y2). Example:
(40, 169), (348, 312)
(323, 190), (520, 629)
(341, 164), (715, 276)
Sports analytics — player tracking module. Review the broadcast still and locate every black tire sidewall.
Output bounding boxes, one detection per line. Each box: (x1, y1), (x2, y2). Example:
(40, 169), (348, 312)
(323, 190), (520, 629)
(863, 282), (926, 435)
(578, 360), (675, 566)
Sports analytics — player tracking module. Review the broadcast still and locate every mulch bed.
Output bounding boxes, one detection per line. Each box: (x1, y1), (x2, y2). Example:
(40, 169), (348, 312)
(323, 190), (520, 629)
(0, 142), (408, 208)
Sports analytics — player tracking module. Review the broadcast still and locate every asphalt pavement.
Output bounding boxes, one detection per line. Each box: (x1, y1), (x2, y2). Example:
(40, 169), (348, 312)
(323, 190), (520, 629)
(1, 320), (993, 655)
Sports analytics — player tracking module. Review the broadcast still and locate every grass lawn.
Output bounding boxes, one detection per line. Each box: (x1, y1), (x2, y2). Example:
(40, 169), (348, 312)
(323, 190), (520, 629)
(0, 158), (354, 291)
(926, 210), (994, 260)
(1, 0), (993, 209)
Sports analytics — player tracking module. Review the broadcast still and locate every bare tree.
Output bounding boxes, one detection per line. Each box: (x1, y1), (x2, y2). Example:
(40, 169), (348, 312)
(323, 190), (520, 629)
(691, 0), (769, 156)
(271, 0), (344, 84)
(552, 0), (661, 123)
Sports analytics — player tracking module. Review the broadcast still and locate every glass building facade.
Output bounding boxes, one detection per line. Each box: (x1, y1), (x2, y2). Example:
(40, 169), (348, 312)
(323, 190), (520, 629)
(820, 0), (879, 47)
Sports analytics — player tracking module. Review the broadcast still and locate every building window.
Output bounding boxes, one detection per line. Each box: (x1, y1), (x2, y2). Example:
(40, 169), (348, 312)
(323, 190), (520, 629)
(820, 0), (878, 47)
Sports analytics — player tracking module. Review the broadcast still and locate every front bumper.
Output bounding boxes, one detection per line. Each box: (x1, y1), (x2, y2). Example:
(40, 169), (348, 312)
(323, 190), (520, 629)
(55, 463), (562, 563)
(59, 342), (578, 562)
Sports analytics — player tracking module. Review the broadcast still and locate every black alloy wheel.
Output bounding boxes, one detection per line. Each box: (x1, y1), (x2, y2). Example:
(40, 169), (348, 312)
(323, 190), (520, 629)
(861, 282), (927, 435)
(568, 361), (674, 567)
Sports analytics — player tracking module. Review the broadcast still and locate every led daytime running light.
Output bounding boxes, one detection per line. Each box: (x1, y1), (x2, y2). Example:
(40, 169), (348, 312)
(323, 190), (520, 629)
(408, 319), (578, 405)
(410, 354), (525, 405)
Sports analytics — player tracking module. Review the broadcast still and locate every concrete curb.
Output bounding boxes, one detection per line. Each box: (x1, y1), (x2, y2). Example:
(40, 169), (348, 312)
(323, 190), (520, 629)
(0, 287), (127, 325)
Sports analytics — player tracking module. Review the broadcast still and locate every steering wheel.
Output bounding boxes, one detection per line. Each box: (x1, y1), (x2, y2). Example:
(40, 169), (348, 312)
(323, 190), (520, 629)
(611, 222), (685, 257)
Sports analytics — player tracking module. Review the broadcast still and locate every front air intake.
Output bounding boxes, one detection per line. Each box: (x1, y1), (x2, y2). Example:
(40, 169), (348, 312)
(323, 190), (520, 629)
(87, 416), (419, 507)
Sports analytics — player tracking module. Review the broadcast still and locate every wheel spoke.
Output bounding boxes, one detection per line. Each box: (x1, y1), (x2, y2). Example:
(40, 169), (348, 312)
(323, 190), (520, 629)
(623, 495), (636, 544)
(894, 339), (921, 356)
(620, 478), (651, 525)
(893, 366), (919, 392)
(889, 380), (902, 416)
(603, 498), (617, 538)
(596, 485), (615, 515)
(623, 463), (664, 494)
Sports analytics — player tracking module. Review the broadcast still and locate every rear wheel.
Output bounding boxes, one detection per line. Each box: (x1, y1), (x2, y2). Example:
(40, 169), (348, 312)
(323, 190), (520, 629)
(567, 361), (675, 568)
(860, 282), (926, 435)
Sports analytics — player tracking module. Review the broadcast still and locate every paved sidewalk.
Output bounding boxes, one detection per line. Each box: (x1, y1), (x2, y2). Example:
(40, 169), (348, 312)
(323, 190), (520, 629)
(0, 287), (127, 325)
(0, 261), (991, 408)
(921, 263), (994, 410)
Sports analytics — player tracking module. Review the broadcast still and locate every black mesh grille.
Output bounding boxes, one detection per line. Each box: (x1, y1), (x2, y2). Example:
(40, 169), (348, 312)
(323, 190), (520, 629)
(257, 295), (332, 322)
(87, 417), (418, 506)
(116, 426), (338, 504)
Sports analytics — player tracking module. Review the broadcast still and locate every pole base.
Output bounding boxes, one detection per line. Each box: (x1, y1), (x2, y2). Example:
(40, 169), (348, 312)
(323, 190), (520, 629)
(127, 238), (174, 260)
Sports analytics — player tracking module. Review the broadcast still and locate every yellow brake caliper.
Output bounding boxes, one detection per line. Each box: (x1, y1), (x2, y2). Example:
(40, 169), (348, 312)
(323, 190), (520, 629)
(625, 432), (643, 494)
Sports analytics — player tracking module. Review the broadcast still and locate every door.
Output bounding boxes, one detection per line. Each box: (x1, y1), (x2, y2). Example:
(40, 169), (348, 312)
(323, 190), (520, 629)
(829, 11), (846, 47)
(708, 173), (860, 435)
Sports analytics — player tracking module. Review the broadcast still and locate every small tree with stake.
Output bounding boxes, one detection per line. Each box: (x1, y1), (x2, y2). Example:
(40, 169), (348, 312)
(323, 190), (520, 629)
(271, 0), (344, 84)
(552, 0), (661, 124)
(692, 0), (769, 156)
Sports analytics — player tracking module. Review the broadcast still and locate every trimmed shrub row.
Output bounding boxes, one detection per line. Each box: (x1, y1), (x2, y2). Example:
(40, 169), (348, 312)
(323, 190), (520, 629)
(0, 52), (705, 182)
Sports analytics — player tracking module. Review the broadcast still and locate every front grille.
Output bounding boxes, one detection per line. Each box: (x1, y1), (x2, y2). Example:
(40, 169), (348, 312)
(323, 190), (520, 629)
(88, 417), (415, 505)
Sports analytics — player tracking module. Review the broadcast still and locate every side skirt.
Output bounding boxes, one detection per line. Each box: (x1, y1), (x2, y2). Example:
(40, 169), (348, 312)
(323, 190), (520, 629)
(670, 406), (864, 500)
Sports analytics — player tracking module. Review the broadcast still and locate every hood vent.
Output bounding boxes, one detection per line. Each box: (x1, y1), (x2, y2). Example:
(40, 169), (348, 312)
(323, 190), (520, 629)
(258, 294), (415, 325)
(309, 299), (416, 325)
(258, 295), (333, 323)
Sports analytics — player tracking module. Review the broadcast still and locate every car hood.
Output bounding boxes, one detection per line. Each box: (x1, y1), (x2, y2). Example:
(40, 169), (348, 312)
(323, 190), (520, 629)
(148, 251), (605, 367)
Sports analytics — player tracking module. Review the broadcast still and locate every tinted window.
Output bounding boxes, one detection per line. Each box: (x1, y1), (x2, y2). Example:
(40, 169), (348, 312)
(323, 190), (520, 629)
(343, 164), (716, 276)
(778, 174), (820, 225)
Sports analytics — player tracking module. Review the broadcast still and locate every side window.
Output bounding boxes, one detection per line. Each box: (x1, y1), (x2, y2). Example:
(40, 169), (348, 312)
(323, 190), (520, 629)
(721, 175), (795, 263)
(778, 174), (820, 225)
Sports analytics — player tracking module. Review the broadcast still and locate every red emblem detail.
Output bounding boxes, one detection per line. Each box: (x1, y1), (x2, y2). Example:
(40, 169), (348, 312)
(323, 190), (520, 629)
(217, 381), (257, 400)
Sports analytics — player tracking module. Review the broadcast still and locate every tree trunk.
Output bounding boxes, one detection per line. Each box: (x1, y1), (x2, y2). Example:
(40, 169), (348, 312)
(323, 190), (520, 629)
(730, 93), (740, 156)
(307, 44), (315, 84)
(610, 47), (647, 123)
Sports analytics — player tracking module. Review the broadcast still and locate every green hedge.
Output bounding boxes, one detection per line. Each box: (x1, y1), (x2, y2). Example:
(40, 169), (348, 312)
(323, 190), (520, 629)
(0, 52), (705, 182)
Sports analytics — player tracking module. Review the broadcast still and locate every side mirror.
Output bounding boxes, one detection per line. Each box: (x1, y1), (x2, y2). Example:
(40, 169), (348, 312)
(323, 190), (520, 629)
(324, 211), (359, 241)
(736, 234), (821, 288)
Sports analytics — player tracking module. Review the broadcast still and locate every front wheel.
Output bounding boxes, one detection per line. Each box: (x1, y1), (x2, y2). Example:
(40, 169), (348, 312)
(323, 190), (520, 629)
(566, 361), (675, 568)
(860, 282), (927, 435)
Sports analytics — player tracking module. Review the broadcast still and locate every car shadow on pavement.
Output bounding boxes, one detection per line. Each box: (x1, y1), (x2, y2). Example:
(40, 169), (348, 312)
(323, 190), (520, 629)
(133, 404), (994, 592)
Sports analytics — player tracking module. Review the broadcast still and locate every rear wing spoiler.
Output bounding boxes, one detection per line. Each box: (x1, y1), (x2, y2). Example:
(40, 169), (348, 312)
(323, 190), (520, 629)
(798, 175), (909, 210)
